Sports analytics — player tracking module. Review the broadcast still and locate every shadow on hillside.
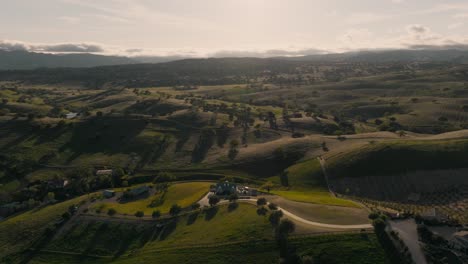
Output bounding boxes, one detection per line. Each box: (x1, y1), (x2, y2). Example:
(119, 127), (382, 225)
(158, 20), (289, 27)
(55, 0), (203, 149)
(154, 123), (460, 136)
(159, 219), (177, 241)
(228, 202), (239, 212)
(186, 212), (199, 225)
(80, 222), (109, 260)
(59, 117), (148, 159)
(204, 207), (218, 221)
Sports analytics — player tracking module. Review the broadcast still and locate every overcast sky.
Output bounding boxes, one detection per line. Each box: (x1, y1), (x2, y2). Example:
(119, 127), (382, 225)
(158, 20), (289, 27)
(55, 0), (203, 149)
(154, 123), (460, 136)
(1, 0), (468, 57)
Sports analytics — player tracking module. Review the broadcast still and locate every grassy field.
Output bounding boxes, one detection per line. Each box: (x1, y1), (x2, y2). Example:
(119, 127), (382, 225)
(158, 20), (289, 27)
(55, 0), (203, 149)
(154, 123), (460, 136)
(271, 190), (361, 208)
(0, 195), (88, 262)
(31, 233), (389, 264)
(327, 139), (468, 178)
(269, 159), (361, 208)
(91, 182), (211, 215)
(40, 203), (272, 259)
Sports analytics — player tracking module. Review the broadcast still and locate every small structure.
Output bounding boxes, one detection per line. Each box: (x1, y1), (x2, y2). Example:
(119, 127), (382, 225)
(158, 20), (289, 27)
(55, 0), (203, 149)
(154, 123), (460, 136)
(215, 181), (237, 196)
(103, 190), (115, 198)
(96, 169), (113, 176)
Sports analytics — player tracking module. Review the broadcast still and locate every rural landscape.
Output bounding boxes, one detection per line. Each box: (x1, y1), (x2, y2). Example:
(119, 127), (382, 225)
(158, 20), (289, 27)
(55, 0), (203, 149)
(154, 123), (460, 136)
(1, 1), (468, 263)
(0, 52), (467, 263)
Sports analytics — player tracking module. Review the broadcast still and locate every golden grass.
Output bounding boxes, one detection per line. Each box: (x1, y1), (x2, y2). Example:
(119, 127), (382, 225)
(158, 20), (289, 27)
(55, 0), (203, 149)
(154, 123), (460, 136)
(93, 182), (211, 215)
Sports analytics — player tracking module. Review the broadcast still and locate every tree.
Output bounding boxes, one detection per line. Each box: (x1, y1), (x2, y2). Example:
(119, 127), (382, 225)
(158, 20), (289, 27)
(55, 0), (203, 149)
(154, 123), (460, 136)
(62, 212), (71, 220)
(108, 208), (117, 216)
(191, 203), (201, 210)
(152, 210), (161, 218)
(269, 210), (283, 226)
(47, 192), (55, 202)
(169, 204), (182, 216)
(278, 219), (295, 237)
(208, 195), (220, 207)
(372, 218), (386, 232)
(228, 193), (238, 202)
(398, 130), (406, 137)
(268, 203), (278, 210)
(368, 211), (380, 220)
(135, 211), (144, 217)
(228, 139), (239, 160)
(257, 198), (267, 206)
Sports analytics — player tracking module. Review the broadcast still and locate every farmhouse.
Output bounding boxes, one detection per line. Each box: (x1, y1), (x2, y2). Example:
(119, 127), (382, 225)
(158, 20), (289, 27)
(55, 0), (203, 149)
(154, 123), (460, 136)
(215, 181), (237, 196)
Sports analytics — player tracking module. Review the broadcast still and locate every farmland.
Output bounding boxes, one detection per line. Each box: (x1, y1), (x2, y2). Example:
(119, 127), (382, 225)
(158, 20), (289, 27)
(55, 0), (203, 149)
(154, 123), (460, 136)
(0, 58), (467, 263)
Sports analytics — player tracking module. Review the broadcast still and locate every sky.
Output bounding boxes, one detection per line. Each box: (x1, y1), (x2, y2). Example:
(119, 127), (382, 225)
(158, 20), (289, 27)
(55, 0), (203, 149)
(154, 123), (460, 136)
(0, 0), (468, 57)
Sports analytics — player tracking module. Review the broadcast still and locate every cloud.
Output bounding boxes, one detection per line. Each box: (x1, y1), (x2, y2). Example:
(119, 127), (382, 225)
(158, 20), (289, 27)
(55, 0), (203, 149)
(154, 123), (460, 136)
(125, 48), (143, 53)
(0, 40), (105, 53)
(406, 24), (429, 34)
(37, 43), (104, 53)
(0, 41), (28, 51)
(399, 24), (468, 50)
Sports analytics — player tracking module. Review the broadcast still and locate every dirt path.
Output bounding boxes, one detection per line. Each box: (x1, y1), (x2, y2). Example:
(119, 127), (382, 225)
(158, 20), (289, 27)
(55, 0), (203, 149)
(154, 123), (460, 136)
(389, 219), (427, 264)
(318, 156), (335, 197)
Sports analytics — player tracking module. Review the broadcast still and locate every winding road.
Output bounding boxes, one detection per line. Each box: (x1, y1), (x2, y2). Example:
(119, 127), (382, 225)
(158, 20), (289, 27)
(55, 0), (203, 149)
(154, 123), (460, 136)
(198, 193), (372, 230)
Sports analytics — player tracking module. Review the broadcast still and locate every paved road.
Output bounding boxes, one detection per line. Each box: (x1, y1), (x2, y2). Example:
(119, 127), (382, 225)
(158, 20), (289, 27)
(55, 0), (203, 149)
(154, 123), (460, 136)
(389, 219), (427, 264)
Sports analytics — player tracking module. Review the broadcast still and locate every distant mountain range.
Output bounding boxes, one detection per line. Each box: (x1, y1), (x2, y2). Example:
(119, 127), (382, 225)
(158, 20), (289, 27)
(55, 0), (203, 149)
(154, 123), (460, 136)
(0, 50), (189, 70)
(278, 49), (468, 63)
(1, 49), (468, 70)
